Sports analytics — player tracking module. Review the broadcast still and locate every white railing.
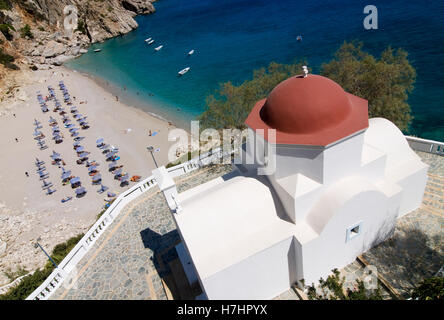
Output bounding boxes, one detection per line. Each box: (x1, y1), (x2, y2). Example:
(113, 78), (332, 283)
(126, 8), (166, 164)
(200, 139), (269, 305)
(405, 136), (444, 156)
(26, 147), (228, 300)
(22, 134), (442, 300)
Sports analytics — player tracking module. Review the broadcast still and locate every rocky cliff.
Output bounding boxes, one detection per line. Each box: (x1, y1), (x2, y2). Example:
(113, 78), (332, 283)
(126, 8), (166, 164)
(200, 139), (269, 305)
(0, 0), (157, 85)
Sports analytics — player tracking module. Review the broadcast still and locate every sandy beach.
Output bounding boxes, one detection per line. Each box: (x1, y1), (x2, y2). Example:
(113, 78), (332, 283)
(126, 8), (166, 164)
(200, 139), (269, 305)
(0, 66), (180, 285)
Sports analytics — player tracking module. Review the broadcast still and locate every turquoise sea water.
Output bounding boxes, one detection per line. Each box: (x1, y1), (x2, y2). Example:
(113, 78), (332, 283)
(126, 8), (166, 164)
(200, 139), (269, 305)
(66, 0), (444, 141)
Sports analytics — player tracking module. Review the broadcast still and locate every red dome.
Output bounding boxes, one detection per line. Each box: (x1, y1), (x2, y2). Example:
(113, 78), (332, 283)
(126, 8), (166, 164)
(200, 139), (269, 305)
(245, 74), (369, 146)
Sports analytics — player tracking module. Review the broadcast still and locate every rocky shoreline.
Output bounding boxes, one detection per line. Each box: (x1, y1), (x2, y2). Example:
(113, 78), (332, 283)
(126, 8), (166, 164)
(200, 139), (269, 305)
(0, 0), (157, 90)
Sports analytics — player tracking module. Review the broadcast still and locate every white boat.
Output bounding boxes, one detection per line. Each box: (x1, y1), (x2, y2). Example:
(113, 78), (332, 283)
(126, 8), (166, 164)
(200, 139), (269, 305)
(94, 49), (101, 53)
(147, 39), (155, 45)
(188, 49), (195, 55)
(145, 37), (152, 42)
(155, 45), (163, 51)
(178, 67), (190, 76)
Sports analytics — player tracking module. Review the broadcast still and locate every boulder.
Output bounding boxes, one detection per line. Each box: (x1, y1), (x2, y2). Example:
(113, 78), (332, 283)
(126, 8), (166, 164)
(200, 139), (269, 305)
(42, 40), (66, 58)
(49, 54), (72, 66)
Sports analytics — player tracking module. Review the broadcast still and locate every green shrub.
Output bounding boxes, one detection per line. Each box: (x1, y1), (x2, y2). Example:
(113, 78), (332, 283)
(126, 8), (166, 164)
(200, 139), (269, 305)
(0, 23), (13, 40)
(411, 277), (444, 300)
(306, 269), (383, 300)
(0, 233), (84, 300)
(0, 48), (18, 69)
(76, 19), (86, 34)
(3, 267), (28, 282)
(20, 24), (33, 39)
(38, 26), (44, 31)
(0, 0), (12, 10)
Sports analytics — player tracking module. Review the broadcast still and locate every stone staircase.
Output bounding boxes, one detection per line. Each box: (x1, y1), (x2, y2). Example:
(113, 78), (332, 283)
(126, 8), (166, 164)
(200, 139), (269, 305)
(422, 173), (444, 216)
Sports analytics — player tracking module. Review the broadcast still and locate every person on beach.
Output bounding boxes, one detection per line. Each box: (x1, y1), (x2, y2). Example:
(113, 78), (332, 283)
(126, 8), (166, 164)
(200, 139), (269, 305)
(116, 96), (119, 101)
(25, 172), (29, 177)
(148, 130), (152, 136)
(13, 113), (16, 117)
(15, 138), (18, 142)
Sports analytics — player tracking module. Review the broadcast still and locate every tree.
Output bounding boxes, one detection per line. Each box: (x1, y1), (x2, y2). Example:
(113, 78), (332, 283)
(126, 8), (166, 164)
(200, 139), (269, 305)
(199, 60), (307, 130)
(321, 41), (416, 131)
(411, 277), (444, 300)
(199, 41), (416, 132)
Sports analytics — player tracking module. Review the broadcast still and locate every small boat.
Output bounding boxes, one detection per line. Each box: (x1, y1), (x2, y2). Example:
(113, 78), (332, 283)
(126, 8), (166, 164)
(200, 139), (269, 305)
(94, 49), (102, 53)
(145, 37), (152, 42)
(178, 67), (190, 76)
(188, 49), (195, 55)
(296, 35), (302, 42)
(155, 45), (163, 51)
(147, 39), (155, 45)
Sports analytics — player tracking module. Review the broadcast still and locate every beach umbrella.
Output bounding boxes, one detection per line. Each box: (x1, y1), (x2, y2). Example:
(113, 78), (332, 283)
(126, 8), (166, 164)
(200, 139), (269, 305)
(74, 136), (84, 141)
(88, 165), (98, 172)
(78, 152), (89, 158)
(120, 174), (129, 182)
(33, 130), (42, 136)
(33, 119), (41, 126)
(73, 142), (81, 147)
(108, 162), (118, 170)
(51, 152), (61, 160)
(92, 174), (102, 182)
(75, 187), (86, 195)
(106, 152), (117, 160)
(37, 167), (46, 174)
(75, 145), (84, 152)
(66, 124), (75, 129)
(61, 171), (71, 180)
(69, 127), (79, 133)
(70, 177), (80, 185)
(96, 138), (104, 145)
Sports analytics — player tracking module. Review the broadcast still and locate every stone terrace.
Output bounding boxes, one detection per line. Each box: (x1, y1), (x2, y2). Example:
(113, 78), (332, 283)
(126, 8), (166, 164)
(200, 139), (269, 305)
(51, 164), (233, 300)
(51, 151), (443, 300)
